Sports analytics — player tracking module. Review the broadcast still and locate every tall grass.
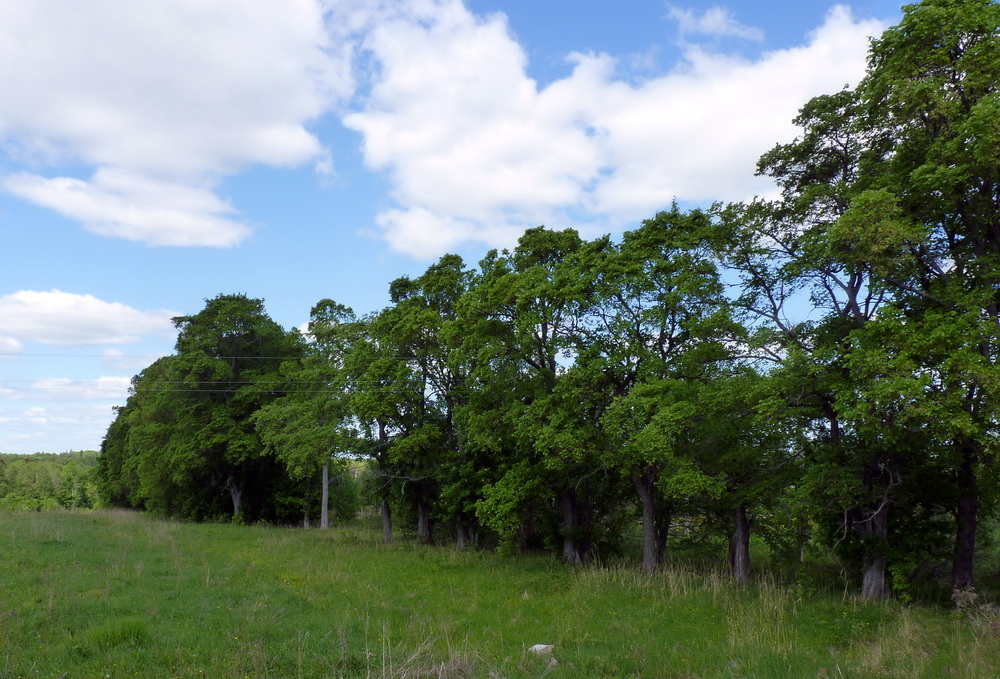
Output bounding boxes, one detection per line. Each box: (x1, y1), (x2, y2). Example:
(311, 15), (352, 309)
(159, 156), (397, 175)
(1, 510), (996, 677)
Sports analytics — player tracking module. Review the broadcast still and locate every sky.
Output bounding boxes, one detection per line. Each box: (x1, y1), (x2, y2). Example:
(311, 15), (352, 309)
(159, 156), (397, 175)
(0, 0), (904, 454)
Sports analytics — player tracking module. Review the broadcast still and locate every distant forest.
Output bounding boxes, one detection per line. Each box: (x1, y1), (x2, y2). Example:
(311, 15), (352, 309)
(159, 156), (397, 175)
(0, 451), (98, 511)
(94, 0), (1000, 601)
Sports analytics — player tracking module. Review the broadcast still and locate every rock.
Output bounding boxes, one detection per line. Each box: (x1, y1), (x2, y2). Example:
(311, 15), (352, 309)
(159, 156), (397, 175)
(528, 644), (554, 655)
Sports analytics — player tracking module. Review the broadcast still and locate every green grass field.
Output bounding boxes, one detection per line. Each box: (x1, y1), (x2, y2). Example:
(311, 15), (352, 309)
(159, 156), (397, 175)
(1, 510), (997, 678)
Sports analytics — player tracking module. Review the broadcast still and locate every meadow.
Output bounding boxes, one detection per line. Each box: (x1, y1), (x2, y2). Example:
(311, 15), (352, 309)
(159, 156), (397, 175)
(1, 510), (998, 678)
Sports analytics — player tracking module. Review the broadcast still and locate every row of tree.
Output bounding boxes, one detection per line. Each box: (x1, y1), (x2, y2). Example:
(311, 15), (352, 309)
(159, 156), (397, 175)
(0, 451), (98, 511)
(96, 295), (360, 526)
(97, 0), (1000, 599)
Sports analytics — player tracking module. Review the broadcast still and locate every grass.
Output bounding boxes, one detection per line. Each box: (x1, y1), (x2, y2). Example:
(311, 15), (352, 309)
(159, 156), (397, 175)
(1, 511), (998, 677)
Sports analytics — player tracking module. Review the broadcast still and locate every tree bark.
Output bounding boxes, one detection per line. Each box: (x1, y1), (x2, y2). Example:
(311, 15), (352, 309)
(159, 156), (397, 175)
(853, 498), (889, 600)
(633, 467), (659, 573)
(229, 479), (243, 518)
(321, 463), (330, 530)
(729, 505), (751, 584)
(417, 496), (432, 544)
(561, 486), (585, 564)
(953, 444), (979, 590)
(456, 523), (470, 551)
(861, 553), (888, 600)
(655, 509), (671, 565)
(381, 498), (393, 543)
(377, 420), (392, 544)
(850, 459), (897, 600)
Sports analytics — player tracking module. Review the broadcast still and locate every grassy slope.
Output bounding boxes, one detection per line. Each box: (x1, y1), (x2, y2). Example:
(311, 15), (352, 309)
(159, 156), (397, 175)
(0, 511), (996, 678)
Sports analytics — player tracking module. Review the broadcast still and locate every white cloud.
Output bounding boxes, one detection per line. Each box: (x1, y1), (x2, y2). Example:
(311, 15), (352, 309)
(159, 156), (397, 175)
(666, 5), (765, 41)
(19, 377), (131, 403)
(344, 3), (885, 258)
(0, 0), (888, 259)
(0, 0), (349, 246)
(0, 337), (23, 356)
(0, 402), (120, 454)
(0, 290), (177, 346)
(343, 4), (611, 253)
(0, 378), (130, 404)
(102, 348), (167, 373)
(0, 372), (139, 453)
(375, 207), (527, 259)
(3, 169), (249, 247)
(587, 7), (878, 212)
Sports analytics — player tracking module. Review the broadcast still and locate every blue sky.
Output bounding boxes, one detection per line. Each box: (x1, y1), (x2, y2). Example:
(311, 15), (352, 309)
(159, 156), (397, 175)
(0, 0), (903, 454)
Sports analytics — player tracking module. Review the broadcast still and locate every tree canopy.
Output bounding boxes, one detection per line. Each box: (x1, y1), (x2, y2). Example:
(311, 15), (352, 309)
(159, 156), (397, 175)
(95, 0), (1000, 600)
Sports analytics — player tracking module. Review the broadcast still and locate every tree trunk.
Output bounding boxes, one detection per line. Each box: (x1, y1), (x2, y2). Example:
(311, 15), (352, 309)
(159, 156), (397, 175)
(321, 463), (330, 530)
(633, 467), (658, 573)
(229, 479), (243, 518)
(381, 498), (393, 543)
(561, 487), (584, 564)
(853, 498), (889, 600)
(303, 511), (310, 528)
(851, 460), (896, 600)
(456, 523), (470, 551)
(655, 510), (671, 565)
(861, 553), (888, 600)
(417, 497), (432, 544)
(953, 445), (979, 590)
(729, 505), (751, 584)
(376, 419), (392, 543)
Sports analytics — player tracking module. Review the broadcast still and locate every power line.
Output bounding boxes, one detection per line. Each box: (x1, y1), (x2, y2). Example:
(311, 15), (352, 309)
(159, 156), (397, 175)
(0, 352), (437, 362)
(0, 353), (294, 360)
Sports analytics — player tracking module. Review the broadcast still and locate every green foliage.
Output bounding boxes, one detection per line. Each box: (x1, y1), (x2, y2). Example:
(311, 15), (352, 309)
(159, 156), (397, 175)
(90, 0), (1000, 598)
(254, 299), (363, 482)
(96, 294), (310, 523)
(0, 450), (98, 511)
(476, 460), (549, 554)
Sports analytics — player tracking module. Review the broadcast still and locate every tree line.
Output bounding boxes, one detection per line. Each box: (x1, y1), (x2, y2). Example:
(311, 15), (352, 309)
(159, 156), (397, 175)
(96, 0), (1000, 600)
(0, 451), (98, 511)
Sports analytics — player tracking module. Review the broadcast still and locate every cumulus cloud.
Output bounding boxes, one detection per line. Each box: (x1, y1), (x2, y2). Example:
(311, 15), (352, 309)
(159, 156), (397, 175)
(3, 169), (250, 246)
(0, 0), (349, 246)
(344, 3), (886, 257)
(0, 290), (177, 346)
(0, 0), (889, 259)
(666, 5), (765, 41)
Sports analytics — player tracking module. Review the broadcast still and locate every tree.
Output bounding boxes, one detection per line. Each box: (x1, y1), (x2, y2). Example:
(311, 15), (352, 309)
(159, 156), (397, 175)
(168, 294), (303, 519)
(589, 206), (743, 572)
(719, 87), (902, 598)
(0, 452), (97, 511)
(459, 227), (613, 562)
(98, 294), (303, 522)
(376, 256), (475, 544)
(342, 310), (418, 544)
(101, 356), (217, 517)
(851, 0), (1000, 590)
(254, 300), (363, 528)
(718, 0), (1000, 596)
(386, 255), (487, 548)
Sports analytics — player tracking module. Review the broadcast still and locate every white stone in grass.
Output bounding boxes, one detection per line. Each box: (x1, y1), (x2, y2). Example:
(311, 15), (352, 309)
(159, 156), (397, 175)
(528, 644), (554, 655)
